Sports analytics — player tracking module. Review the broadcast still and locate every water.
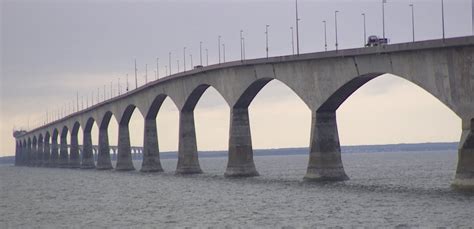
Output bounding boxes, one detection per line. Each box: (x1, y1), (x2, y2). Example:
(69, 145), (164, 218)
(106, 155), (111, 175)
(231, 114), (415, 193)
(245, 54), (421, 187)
(1, 150), (473, 227)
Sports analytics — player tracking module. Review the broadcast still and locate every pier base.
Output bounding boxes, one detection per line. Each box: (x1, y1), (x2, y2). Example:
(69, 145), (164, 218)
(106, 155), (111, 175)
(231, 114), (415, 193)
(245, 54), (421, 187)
(81, 132), (95, 169)
(176, 110), (202, 174)
(58, 136), (69, 168)
(141, 119), (163, 172)
(69, 134), (80, 168)
(453, 121), (474, 190)
(304, 111), (349, 182)
(116, 124), (135, 171)
(225, 107), (259, 177)
(96, 128), (113, 170)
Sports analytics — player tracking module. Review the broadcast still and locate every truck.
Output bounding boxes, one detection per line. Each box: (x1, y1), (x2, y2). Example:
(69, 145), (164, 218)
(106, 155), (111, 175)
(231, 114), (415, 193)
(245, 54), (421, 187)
(366, 35), (389, 47)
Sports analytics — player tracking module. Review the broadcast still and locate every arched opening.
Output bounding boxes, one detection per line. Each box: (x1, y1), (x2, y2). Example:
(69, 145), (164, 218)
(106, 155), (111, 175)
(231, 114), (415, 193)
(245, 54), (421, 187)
(96, 111), (117, 170)
(316, 73), (461, 185)
(27, 138), (31, 165)
(84, 118), (99, 163)
(115, 104), (143, 171)
(227, 78), (310, 177)
(51, 129), (59, 167)
(155, 95), (179, 172)
(69, 122), (82, 168)
(32, 136), (37, 166)
(44, 132), (51, 166)
(193, 86), (230, 174)
(59, 126), (69, 167)
(37, 134), (44, 166)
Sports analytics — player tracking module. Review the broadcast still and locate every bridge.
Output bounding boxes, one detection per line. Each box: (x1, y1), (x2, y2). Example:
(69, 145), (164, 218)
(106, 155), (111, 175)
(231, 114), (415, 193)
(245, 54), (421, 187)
(13, 36), (474, 189)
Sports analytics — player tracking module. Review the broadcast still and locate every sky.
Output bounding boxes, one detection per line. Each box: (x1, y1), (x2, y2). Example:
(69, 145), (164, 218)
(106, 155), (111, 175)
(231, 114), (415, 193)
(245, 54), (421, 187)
(0, 0), (472, 157)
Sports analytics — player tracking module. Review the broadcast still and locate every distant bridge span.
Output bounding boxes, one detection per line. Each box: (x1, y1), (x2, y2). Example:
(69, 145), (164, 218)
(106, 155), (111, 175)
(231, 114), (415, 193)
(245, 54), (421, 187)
(14, 37), (474, 189)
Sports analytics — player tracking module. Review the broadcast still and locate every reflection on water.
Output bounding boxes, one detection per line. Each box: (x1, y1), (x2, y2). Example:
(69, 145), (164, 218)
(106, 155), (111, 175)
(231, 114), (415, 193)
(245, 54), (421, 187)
(1, 150), (473, 227)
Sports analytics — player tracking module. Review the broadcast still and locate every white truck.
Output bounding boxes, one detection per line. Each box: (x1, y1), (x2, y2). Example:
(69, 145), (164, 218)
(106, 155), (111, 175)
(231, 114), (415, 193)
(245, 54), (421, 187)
(366, 35), (389, 47)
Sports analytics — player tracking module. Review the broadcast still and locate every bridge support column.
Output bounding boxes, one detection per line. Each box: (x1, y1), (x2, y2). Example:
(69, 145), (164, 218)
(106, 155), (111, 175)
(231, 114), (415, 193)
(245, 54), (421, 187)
(116, 124), (135, 171)
(97, 128), (113, 170)
(453, 119), (474, 190)
(14, 143), (19, 166)
(27, 143), (32, 166)
(37, 140), (44, 167)
(81, 131), (95, 169)
(141, 118), (163, 172)
(43, 140), (50, 167)
(50, 137), (59, 167)
(225, 107), (259, 177)
(32, 142), (37, 166)
(69, 134), (80, 168)
(176, 110), (202, 174)
(59, 136), (69, 168)
(304, 111), (348, 181)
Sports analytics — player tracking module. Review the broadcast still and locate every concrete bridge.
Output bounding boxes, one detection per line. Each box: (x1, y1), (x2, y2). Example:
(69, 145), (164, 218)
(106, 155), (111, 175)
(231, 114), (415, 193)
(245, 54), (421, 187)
(13, 36), (474, 189)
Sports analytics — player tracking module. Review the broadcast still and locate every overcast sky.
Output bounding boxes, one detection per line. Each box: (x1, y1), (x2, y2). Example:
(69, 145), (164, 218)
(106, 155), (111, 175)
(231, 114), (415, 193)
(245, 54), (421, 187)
(1, 0), (472, 157)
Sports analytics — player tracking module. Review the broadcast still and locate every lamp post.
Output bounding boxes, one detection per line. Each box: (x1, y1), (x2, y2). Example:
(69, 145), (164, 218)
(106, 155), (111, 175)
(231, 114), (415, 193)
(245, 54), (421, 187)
(290, 27), (295, 55)
(206, 48), (209, 66)
(169, 52), (171, 76)
(322, 21), (327, 51)
(382, 0), (386, 39)
(134, 59), (138, 89)
(362, 13), (366, 46)
(441, 0), (445, 40)
(295, 0), (301, 55)
(410, 4), (415, 42)
(222, 44), (226, 62)
(240, 30), (244, 61)
(218, 35), (221, 64)
(199, 41), (203, 65)
(156, 58), (159, 79)
(335, 10), (339, 51)
(183, 47), (186, 72)
(265, 25), (270, 58)
(190, 54), (193, 68)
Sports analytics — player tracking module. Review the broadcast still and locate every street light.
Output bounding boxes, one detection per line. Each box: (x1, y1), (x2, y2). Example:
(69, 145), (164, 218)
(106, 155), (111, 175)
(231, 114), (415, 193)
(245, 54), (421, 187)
(362, 13), (366, 46)
(290, 26), (295, 55)
(218, 35), (221, 64)
(134, 59), (138, 89)
(295, 0), (301, 55)
(265, 25), (270, 58)
(156, 58), (159, 80)
(441, 0), (445, 40)
(169, 52), (172, 76)
(382, 0), (386, 39)
(183, 47), (187, 72)
(222, 44), (226, 62)
(206, 48), (209, 66)
(199, 41), (203, 65)
(409, 4), (415, 42)
(335, 10), (339, 51)
(322, 21), (327, 51)
(240, 30), (244, 61)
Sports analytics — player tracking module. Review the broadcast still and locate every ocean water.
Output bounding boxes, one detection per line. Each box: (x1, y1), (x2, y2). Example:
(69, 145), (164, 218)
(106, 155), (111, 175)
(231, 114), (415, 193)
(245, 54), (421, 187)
(1, 150), (473, 227)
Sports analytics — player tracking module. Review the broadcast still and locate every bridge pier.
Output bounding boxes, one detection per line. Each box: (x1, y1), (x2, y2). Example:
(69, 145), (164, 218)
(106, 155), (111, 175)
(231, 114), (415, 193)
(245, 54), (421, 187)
(97, 128), (113, 170)
(453, 119), (474, 189)
(43, 139), (50, 167)
(225, 107), (259, 177)
(304, 111), (349, 182)
(50, 137), (59, 167)
(69, 134), (80, 168)
(116, 124), (135, 171)
(141, 118), (163, 172)
(32, 141), (38, 166)
(58, 135), (69, 168)
(81, 131), (95, 169)
(176, 110), (202, 174)
(37, 139), (44, 167)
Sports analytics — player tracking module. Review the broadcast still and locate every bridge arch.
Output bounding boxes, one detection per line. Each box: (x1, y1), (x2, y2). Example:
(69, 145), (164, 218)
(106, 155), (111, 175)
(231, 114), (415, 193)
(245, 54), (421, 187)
(96, 111), (116, 170)
(58, 126), (69, 167)
(176, 84), (229, 174)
